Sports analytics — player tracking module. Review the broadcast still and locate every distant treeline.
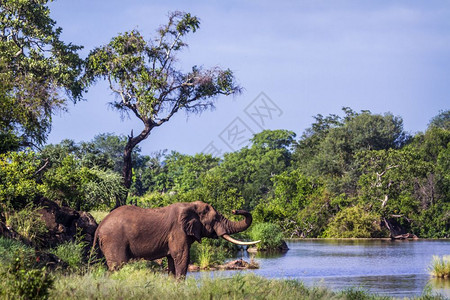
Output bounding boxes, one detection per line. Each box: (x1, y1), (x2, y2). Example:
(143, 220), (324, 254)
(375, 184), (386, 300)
(1, 108), (449, 238)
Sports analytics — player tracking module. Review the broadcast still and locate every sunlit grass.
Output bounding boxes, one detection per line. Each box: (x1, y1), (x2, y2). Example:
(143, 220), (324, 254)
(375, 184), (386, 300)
(89, 210), (109, 223)
(49, 261), (438, 300)
(49, 267), (346, 300)
(429, 255), (450, 278)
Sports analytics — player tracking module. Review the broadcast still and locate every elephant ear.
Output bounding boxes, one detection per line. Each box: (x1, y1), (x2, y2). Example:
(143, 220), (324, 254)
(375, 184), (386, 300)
(180, 207), (202, 243)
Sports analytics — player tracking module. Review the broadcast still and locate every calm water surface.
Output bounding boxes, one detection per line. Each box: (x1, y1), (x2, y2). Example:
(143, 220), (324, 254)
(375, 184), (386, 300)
(190, 239), (450, 298)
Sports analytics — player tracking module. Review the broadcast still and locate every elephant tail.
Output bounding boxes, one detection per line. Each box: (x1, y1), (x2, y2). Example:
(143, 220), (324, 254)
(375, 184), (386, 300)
(88, 227), (101, 265)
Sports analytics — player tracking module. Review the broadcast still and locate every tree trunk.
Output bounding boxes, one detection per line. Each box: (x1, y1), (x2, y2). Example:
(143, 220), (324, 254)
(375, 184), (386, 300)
(117, 125), (153, 208)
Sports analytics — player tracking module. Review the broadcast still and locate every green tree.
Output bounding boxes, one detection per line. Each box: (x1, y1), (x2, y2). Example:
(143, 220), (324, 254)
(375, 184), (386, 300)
(0, 0), (84, 150)
(428, 109), (450, 130)
(0, 151), (43, 210)
(163, 151), (219, 193)
(85, 12), (241, 205)
(294, 108), (409, 195)
(323, 205), (385, 238)
(217, 130), (296, 209)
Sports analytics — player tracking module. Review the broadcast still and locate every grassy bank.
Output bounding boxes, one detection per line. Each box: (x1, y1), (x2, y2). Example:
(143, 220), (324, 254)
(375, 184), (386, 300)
(0, 247), (447, 299)
(47, 265), (445, 300)
(49, 266), (379, 300)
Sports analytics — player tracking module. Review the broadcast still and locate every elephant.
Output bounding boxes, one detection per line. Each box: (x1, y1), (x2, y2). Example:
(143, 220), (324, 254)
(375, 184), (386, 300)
(92, 201), (259, 278)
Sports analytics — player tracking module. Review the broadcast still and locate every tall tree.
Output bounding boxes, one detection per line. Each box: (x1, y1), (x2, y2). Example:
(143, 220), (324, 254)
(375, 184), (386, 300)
(293, 108), (410, 195)
(85, 11), (241, 205)
(0, 0), (84, 150)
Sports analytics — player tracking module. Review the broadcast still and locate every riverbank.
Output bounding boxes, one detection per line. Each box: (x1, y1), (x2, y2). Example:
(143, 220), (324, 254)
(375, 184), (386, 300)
(47, 267), (444, 300)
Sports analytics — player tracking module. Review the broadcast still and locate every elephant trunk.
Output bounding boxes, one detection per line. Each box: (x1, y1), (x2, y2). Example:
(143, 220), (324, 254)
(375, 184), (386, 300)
(223, 209), (253, 235)
(217, 210), (259, 245)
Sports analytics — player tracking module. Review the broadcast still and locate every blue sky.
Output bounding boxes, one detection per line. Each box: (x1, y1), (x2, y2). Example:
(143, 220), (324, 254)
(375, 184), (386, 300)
(47, 0), (450, 156)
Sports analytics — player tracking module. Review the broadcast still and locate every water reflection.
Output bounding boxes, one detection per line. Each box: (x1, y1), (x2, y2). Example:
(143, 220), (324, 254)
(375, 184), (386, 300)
(189, 239), (450, 298)
(427, 278), (450, 298)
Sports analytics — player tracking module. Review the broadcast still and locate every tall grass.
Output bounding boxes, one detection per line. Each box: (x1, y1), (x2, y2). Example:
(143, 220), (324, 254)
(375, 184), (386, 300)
(50, 240), (86, 271)
(0, 237), (34, 263)
(198, 243), (213, 269)
(3, 205), (48, 246)
(190, 239), (230, 269)
(51, 266), (388, 300)
(429, 255), (450, 278)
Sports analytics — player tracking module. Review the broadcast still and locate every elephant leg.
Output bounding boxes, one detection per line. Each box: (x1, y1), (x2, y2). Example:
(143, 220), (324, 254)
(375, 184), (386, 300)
(167, 255), (175, 277)
(171, 246), (190, 279)
(169, 240), (190, 279)
(102, 243), (129, 271)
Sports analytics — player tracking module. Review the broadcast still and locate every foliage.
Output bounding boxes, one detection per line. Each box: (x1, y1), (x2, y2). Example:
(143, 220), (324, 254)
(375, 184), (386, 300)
(0, 0), (84, 149)
(140, 151), (219, 194)
(85, 11), (241, 195)
(323, 205), (386, 238)
(41, 154), (93, 210)
(249, 223), (284, 250)
(428, 109), (450, 130)
(216, 130), (296, 210)
(50, 239), (87, 272)
(4, 204), (48, 246)
(428, 255), (450, 278)
(189, 171), (246, 216)
(0, 237), (34, 263)
(190, 238), (233, 268)
(48, 269), (408, 300)
(288, 190), (335, 238)
(40, 150), (126, 211)
(133, 191), (177, 208)
(0, 249), (54, 300)
(88, 210), (109, 224)
(82, 167), (128, 210)
(0, 151), (43, 209)
(294, 108), (410, 195)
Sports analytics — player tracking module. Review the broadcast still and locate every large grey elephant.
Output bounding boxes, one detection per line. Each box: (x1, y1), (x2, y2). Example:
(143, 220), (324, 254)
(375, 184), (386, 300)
(92, 201), (259, 278)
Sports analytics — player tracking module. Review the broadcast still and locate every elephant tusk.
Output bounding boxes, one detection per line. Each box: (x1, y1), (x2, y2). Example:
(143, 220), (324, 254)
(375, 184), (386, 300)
(221, 234), (260, 246)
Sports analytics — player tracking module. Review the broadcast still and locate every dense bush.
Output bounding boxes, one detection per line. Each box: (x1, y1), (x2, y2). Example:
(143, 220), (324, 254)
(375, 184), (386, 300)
(323, 205), (386, 238)
(0, 249), (54, 299)
(249, 223), (284, 251)
(0, 151), (43, 210)
(50, 239), (87, 271)
(3, 205), (48, 246)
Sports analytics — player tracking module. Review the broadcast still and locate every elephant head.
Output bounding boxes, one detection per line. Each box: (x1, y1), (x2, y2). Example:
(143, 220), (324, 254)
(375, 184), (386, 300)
(180, 201), (259, 245)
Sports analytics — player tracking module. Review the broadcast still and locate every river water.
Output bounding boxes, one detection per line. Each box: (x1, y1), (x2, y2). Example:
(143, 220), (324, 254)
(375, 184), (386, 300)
(190, 239), (450, 298)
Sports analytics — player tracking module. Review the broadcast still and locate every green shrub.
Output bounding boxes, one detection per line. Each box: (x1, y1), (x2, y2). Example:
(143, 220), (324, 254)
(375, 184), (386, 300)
(249, 222), (284, 251)
(429, 255), (450, 278)
(134, 191), (176, 208)
(4, 205), (48, 246)
(50, 240), (86, 271)
(323, 205), (386, 238)
(0, 237), (34, 264)
(198, 242), (213, 269)
(0, 151), (43, 210)
(0, 250), (54, 300)
(190, 239), (230, 268)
